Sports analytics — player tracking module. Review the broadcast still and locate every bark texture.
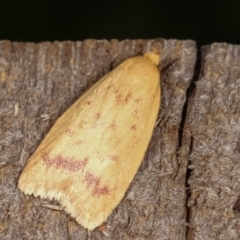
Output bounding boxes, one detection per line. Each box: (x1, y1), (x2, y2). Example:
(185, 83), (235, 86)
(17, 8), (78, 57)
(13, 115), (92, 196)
(1, 39), (197, 239)
(182, 43), (240, 239)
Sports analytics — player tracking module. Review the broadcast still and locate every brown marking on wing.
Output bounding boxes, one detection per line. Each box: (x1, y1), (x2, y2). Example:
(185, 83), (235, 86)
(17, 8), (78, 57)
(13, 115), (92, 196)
(95, 112), (101, 120)
(134, 98), (142, 104)
(130, 125), (137, 130)
(86, 100), (92, 105)
(84, 172), (100, 187)
(93, 185), (111, 196)
(109, 122), (117, 130)
(65, 128), (74, 136)
(131, 136), (141, 147)
(74, 140), (84, 145)
(131, 109), (139, 119)
(108, 154), (118, 162)
(42, 153), (88, 172)
(84, 172), (111, 196)
(124, 93), (132, 103)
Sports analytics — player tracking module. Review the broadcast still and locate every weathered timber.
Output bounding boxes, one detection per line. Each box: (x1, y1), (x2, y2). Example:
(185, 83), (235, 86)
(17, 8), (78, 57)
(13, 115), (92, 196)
(0, 39), (196, 239)
(181, 43), (240, 240)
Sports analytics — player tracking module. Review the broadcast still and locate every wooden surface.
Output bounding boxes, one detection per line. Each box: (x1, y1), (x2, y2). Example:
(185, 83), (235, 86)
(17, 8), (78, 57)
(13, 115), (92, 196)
(6, 39), (240, 240)
(181, 43), (240, 239)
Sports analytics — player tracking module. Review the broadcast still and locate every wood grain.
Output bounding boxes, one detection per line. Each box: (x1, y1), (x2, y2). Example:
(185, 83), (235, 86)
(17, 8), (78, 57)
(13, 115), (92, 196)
(0, 39), (196, 239)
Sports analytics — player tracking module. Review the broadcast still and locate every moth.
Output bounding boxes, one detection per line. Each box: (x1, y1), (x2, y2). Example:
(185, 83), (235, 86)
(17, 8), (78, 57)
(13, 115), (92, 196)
(18, 50), (161, 230)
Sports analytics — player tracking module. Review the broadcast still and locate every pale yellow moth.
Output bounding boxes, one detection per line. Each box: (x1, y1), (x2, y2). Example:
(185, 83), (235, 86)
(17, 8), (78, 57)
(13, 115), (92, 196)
(18, 50), (161, 230)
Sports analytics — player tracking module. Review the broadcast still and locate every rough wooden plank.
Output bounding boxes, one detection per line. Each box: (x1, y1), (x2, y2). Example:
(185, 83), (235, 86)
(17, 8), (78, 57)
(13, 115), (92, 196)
(181, 43), (240, 239)
(0, 39), (196, 239)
